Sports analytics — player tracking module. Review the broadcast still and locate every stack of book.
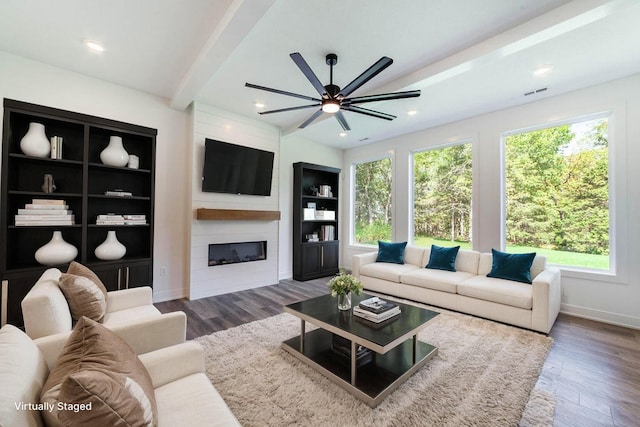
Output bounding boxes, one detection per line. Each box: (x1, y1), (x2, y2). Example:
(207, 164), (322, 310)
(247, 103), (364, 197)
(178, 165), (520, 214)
(123, 214), (147, 225)
(330, 334), (372, 367)
(320, 224), (335, 241)
(353, 297), (401, 323)
(105, 190), (133, 197)
(15, 199), (75, 226)
(96, 214), (147, 225)
(96, 214), (124, 225)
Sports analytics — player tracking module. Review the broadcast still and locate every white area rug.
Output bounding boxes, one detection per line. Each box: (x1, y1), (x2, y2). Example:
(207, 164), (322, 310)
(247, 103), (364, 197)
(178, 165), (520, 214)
(196, 308), (554, 426)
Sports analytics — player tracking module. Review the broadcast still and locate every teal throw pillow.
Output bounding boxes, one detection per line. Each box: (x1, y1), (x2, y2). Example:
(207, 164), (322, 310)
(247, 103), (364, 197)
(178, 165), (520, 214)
(376, 241), (407, 264)
(426, 245), (460, 272)
(487, 249), (536, 284)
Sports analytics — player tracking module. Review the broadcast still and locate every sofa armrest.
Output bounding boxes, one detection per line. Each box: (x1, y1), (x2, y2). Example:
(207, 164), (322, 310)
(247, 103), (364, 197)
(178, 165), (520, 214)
(351, 252), (378, 278)
(35, 311), (187, 370)
(106, 286), (153, 313)
(531, 267), (562, 333)
(138, 341), (205, 388)
(21, 268), (72, 339)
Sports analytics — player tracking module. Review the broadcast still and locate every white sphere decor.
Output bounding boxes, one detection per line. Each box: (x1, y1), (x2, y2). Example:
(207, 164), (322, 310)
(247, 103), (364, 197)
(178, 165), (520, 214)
(20, 122), (51, 158)
(35, 231), (78, 266)
(95, 230), (126, 260)
(100, 136), (129, 167)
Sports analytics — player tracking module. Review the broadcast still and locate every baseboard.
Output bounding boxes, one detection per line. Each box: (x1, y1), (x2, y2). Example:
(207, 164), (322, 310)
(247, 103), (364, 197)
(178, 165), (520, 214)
(560, 303), (640, 330)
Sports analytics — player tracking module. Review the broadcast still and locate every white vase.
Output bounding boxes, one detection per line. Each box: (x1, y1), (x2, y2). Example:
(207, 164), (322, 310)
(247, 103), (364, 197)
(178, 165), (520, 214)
(20, 122), (51, 158)
(35, 231), (78, 266)
(95, 230), (126, 260)
(100, 136), (129, 167)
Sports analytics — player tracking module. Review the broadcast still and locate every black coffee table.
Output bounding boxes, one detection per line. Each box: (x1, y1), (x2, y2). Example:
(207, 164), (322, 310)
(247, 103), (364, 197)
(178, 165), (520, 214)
(282, 293), (439, 407)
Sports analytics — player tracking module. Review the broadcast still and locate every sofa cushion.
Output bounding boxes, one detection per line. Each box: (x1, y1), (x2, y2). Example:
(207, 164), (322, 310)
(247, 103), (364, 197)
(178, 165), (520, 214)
(41, 317), (157, 427)
(155, 373), (240, 426)
(0, 325), (49, 427)
(457, 276), (533, 309)
(360, 262), (420, 283)
(376, 241), (407, 264)
(66, 261), (108, 300)
(426, 245), (460, 271)
(487, 249), (536, 284)
(58, 273), (107, 322)
(401, 268), (475, 293)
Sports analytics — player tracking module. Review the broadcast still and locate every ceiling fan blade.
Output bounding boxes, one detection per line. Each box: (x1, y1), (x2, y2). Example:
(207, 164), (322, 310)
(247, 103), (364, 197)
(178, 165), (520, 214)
(258, 104), (321, 115)
(343, 105), (396, 121)
(290, 52), (327, 98)
(334, 111), (351, 131)
(344, 90), (421, 105)
(337, 56), (393, 99)
(298, 109), (324, 128)
(245, 82), (322, 102)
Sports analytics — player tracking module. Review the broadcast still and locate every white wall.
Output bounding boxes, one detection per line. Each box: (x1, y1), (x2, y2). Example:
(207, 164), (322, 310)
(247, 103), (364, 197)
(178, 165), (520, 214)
(0, 51), (190, 303)
(278, 135), (343, 279)
(343, 73), (640, 329)
(189, 103), (280, 299)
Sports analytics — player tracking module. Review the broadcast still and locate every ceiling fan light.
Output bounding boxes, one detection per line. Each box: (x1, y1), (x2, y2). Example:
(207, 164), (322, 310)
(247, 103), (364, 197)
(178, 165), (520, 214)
(322, 100), (340, 114)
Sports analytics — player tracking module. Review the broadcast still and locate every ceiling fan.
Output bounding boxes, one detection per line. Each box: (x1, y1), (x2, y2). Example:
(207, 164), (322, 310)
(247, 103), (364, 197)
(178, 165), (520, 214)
(245, 52), (421, 131)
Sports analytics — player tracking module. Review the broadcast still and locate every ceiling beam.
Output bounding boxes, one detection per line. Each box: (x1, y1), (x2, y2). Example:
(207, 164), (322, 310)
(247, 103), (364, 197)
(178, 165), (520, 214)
(170, 0), (276, 110)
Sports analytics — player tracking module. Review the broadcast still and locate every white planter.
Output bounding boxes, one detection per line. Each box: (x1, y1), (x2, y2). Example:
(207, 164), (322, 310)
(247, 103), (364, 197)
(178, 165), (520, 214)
(100, 136), (129, 167)
(35, 231), (78, 266)
(20, 122), (50, 158)
(95, 230), (126, 260)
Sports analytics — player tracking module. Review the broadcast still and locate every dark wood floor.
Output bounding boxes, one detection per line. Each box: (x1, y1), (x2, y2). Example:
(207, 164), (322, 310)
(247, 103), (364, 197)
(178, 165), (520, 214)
(155, 278), (640, 427)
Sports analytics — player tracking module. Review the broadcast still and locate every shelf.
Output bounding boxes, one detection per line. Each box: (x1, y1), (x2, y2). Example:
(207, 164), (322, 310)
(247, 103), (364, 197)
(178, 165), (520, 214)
(196, 208), (281, 221)
(88, 162), (151, 173)
(88, 194), (151, 201)
(8, 190), (83, 198)
(88, 224), (149, 228)
(9, 153), (83, 166)
(9, 224), (82, 229)
(302, 195), (338, 201)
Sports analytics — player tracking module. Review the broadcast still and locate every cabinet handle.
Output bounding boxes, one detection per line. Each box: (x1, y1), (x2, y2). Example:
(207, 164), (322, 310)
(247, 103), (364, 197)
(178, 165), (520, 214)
(117, 268), (122, 290)
(321, 246), (324, 267)
(125, 267), (130, 289)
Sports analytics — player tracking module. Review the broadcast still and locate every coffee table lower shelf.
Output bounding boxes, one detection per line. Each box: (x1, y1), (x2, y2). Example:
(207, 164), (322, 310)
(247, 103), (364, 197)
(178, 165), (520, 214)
(281, 328), (438, 407)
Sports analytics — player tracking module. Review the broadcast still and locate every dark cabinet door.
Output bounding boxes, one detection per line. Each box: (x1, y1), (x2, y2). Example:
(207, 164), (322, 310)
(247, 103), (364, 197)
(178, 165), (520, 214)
(88, 259), (151, 292)
(301, 244), (321, 278)
(298, 242), (339, 280)
(319, 242), (339, 275)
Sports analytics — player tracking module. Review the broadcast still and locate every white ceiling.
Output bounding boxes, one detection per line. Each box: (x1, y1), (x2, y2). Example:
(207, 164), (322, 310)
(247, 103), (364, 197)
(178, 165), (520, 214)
(1, 0), (639, 149)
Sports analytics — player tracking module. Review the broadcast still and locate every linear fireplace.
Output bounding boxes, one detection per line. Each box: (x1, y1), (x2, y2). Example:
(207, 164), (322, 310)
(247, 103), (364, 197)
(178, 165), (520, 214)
(208, 241), (267, 266)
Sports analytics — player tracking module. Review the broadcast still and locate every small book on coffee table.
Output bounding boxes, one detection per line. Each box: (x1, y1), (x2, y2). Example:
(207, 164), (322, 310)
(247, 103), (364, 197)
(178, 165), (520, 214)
(358, 297), (398, 314)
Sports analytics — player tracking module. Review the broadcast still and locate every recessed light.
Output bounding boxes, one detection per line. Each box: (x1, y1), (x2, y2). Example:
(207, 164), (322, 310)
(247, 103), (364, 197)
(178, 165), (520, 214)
(533, 64), (553, 77)
(84, 40), (105, 52)
(407, 110), (417, 116)
(254, 102), (265, 108)
(339, 132), (347, 137)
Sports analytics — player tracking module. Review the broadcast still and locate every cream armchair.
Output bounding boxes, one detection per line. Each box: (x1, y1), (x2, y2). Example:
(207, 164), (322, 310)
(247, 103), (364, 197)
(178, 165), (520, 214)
(0, 317), (240, 427)
(22, 267), (162, 339)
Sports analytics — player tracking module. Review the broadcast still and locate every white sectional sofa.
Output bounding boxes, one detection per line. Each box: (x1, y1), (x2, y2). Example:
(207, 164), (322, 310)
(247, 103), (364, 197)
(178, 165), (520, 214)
(352, 246), (561, 333)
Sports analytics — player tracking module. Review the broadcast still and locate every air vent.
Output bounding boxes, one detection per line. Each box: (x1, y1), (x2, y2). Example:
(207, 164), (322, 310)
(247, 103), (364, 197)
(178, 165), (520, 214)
(524, 87), (548, 96)
(359, 137), (370, 142)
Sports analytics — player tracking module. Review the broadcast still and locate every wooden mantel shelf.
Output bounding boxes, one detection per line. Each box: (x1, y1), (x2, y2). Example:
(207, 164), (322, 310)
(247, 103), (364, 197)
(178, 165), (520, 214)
(196, 208), (281, 221)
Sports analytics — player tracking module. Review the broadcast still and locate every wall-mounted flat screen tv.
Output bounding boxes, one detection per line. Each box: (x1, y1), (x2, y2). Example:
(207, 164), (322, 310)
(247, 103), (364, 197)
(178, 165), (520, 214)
(202, 138), (274, 196)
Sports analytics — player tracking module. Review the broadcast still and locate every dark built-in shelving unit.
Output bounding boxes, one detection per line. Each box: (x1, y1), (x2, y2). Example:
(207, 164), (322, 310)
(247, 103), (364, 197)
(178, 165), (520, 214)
(0, 99), (156, 327)
(293, 162), (341, 281)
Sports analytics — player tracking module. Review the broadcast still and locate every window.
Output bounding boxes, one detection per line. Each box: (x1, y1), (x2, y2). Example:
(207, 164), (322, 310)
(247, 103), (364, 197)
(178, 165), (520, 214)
(353, 158), (392, 244)
(412, 143), (472, 248)
(504, 117), (610, 270)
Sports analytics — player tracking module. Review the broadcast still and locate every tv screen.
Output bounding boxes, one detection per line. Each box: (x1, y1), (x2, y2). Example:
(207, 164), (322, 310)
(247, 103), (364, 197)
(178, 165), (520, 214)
(202, 139), (274, 196)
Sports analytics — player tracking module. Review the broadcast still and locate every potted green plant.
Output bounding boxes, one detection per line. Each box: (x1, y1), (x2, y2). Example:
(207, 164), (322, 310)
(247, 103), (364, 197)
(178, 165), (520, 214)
(328, 269), (363, 310)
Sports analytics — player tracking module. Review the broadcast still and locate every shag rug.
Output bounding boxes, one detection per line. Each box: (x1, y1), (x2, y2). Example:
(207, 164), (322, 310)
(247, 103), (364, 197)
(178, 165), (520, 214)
(195, 307), (555, 427)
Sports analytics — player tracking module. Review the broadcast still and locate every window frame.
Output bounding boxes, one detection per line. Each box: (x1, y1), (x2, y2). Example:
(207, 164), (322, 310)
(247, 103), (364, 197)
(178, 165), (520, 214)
(350, 155), (394, 247)
(500, 111), (615, 275)
(409, 140), (473, 248)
